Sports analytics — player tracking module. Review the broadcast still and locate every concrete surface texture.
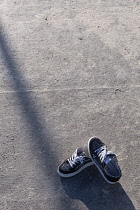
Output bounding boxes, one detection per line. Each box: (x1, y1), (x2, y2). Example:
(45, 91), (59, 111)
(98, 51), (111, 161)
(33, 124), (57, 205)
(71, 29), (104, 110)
(0, 0), (140, 209)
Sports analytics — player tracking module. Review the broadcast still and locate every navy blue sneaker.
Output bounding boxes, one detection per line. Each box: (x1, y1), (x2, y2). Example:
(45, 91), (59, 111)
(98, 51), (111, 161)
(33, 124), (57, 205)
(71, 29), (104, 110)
(88, 137), (122, 184)
(57, 147), (93, 177)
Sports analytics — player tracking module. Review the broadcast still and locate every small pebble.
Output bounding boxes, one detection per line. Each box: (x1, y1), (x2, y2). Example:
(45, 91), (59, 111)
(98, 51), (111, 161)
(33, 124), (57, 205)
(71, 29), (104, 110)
(115, 88), (121, 94)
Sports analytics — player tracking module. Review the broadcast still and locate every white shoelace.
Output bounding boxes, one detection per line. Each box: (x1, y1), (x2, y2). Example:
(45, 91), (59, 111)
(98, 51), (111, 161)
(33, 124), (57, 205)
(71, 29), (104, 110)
(68, 150), (84, 168)
(95, 145), (113, 163)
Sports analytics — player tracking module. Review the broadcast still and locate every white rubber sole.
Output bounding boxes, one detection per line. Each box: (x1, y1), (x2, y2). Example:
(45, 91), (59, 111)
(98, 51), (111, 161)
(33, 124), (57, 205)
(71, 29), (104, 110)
(88, 137), (117, 185)
(57, 161), (94, 178)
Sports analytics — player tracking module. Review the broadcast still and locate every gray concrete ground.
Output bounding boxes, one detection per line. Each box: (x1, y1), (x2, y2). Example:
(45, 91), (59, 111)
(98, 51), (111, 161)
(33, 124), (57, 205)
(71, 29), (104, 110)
(0, 0), (140, 209)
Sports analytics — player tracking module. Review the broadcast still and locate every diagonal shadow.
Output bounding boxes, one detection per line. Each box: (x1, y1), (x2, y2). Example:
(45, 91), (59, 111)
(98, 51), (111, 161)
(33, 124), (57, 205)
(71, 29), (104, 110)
(0, 25), (60, 190)
(0, 22), (137, 209)
(61, 165), (136, 210)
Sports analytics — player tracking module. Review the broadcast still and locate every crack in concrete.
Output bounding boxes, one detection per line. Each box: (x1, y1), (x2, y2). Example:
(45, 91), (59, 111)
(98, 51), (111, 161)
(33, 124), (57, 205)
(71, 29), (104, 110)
(0, 85), (140, 94)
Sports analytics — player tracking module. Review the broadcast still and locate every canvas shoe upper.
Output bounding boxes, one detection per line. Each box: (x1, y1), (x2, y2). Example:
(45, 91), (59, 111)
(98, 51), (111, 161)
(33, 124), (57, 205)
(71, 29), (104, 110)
(88, 137), (122, 184)
(57, 147), (93, 177)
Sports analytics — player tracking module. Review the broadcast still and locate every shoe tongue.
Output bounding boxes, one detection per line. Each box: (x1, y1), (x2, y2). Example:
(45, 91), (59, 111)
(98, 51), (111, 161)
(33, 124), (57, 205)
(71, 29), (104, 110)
(77, 148), (86, 156)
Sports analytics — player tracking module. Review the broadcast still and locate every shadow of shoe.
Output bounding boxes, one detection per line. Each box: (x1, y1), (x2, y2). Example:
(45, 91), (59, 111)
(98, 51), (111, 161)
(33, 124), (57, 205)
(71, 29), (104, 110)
(61, 165), (135, 210)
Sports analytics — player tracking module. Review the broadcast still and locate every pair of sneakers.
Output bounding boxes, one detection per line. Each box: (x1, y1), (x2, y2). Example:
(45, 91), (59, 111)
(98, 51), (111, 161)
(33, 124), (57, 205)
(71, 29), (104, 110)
(57, 137), (122, 184)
